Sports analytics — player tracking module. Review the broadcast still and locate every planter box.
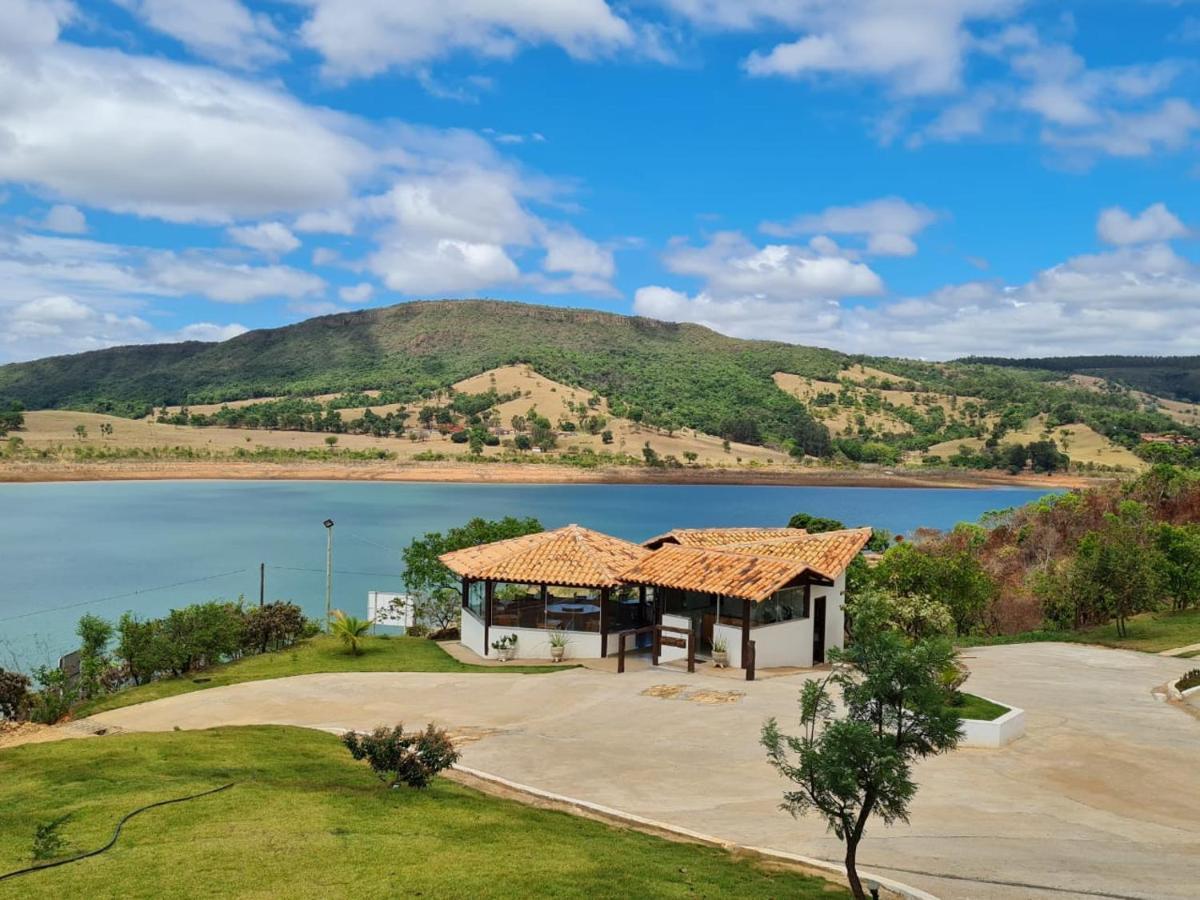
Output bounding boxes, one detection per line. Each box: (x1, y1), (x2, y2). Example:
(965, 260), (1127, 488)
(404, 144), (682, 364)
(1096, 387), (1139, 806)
(960, 698), (1026, 748)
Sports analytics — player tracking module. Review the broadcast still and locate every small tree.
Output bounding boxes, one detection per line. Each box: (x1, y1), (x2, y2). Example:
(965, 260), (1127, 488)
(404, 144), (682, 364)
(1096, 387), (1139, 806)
(0, 668), (31, 720)
(73, 424), (88, 441)
(76, 613), (114, 699)
(402, 517), (542, 607)
(342, 723), (460, 789)
(1157, 522), (1200, 611)
(330, 610), (372, 655)
(324, 435), (339, 448)
(761, 619), (962, 899)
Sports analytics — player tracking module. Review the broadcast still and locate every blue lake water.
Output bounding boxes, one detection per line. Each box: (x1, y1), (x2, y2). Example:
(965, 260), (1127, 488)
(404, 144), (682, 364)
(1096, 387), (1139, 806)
(0, 480), (1057, 668)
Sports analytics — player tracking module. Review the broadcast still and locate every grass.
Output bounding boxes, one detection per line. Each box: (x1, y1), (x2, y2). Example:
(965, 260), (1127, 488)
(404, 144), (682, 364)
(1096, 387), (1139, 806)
(0, 726), (844, 898)
(951, 692), (1009, 722)
(960, 608), (1200, 655)
(78, 636), (573, 717)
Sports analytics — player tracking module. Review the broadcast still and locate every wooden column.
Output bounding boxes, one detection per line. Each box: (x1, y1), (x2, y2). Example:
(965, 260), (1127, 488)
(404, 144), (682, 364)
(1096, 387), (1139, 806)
(483, 580), (493, 656)
(741, 598), (751, 670)
(600, 587), (610, 657)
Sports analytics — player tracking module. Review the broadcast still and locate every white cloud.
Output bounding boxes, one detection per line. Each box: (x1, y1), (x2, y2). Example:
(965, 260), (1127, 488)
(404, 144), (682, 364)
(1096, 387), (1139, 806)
(118, 0), (283, 68)
(0, 0), (73, 53)
(298, 0), (637, 81)
(1097, 203), (1187, 246)
(227, 221), (301, 255)
(0, 43), (373, 223)
(635, 221), (1200, 358)
(339, 282), (374, 303)
(146, 256), (325, 303)
(40, 203), (87, 234)
(762, 197), (936, 257)
(0, 292), (246, 363)
(294, 209), (355, 235)
(734, 0), (1021, 96)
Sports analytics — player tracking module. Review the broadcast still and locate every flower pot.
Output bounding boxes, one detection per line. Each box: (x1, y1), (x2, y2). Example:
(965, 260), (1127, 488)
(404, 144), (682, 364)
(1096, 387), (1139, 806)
(494, 647), (514, 662)
(550, 646), (565, 662)
(712, 650), (729, 668)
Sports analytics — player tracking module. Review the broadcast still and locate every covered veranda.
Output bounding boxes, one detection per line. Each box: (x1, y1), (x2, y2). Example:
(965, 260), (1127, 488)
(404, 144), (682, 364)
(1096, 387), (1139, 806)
(440, 524), (653, 661)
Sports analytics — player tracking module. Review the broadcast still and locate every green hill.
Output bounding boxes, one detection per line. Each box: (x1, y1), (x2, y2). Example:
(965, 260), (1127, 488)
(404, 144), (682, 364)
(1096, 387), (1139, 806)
(963, 355), (1200, 403)
(0, 299), (1194, 460)
(0, 300), (843, 448)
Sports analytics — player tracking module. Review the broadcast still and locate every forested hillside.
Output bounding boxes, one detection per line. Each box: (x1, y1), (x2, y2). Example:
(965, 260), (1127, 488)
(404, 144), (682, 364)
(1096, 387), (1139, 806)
(964, 355), (1200, 403)
(1, 299), (1196, 465)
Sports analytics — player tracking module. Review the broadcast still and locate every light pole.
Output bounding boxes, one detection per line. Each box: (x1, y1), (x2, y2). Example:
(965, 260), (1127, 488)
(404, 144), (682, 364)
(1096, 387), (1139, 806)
(323, 518), (334, 629)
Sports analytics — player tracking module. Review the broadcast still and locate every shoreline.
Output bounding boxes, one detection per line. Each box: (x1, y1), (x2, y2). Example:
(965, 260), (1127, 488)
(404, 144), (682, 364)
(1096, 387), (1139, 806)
(0, 459), (1097, 490)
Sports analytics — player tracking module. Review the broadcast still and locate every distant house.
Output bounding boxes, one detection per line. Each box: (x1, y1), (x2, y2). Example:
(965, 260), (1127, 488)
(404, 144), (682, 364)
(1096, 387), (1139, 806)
(1140, 432), (1197, 446)
(440, 524), (870, 672)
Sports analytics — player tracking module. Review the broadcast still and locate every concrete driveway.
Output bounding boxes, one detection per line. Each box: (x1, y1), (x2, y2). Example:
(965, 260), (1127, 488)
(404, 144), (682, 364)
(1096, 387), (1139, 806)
(89, 643), (1198, 900)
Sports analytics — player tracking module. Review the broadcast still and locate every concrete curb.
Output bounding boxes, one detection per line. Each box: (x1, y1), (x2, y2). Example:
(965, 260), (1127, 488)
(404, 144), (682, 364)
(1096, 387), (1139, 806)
(453, 763), (940, 900)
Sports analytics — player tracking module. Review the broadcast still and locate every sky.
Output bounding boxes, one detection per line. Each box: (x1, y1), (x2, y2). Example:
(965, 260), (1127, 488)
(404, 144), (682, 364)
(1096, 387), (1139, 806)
(1, 0), (1198, 364)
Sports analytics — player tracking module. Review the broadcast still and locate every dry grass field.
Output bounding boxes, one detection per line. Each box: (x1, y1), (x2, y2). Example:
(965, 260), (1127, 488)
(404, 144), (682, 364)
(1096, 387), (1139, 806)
(1067, 374), (1200, 427)
(19, 366), (791, 467)
(925, 414), (1146, 470)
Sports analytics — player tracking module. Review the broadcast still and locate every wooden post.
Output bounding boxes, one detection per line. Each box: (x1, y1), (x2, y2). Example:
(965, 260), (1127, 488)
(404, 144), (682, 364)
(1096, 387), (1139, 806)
(618, 633), (626, 674)
(746, 640), (756, 681)
(741, 598), (751, 670)
(483, 580), (493, 656)
(686, 623), (696, 674)
(600, 586), (610, 658)
(652, 626), (660, 666)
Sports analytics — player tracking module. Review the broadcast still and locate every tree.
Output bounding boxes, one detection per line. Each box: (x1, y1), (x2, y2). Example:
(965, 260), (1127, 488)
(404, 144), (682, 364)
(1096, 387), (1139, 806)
(1027, 439), (1069, 474)
(1069, 502), (1165, 636)
(330, 609), (372, 655)
(243, 602), (307, 654)
(76, 613), (114, 699)
(0, 401), (24, 436)
(402, 516), (543, 607)
(682, 451), (698, 465)
(324, 435), (338, 448)
(116, 613), (173, 685)
(342, 723), (460, 789)
(73, 424), (88, 441)
(761, 619), (962, 899)
(1003, 443), (1028, 474)
(846, 586), (955, 641)
(641, 442), (660, 467)
(873, 537), (995, 635)
(1158, 523), (1200, 610)
(787, 512), (847, 533)
(514, 433), (532, 452)
(0, 668), (30, 719)
(601, 430), (614, 445)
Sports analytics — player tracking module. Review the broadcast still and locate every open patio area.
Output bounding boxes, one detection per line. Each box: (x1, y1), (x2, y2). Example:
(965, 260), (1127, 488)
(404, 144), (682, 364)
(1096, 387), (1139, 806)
(85, 642), (1200, 900)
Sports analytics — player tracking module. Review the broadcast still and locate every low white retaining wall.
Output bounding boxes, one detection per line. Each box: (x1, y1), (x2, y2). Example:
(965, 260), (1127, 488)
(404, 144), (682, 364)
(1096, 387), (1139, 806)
(960, 698), (1026, 748)
(1166, 676), (1200, 707)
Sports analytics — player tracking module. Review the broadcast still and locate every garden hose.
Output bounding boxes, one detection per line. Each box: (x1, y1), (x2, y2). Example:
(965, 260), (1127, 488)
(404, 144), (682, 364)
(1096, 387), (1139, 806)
(0, 783), (234, 882)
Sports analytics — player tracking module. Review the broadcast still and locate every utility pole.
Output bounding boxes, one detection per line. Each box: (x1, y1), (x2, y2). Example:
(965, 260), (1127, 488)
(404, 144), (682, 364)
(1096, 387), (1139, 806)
(259, 562), (265, 607)
(323, 519), (335, 629)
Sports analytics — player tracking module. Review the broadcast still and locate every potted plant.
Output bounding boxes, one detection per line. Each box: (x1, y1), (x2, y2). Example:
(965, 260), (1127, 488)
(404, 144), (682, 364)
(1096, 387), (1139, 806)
(548, 629), (570, 661)
(712, 635), (729, 668)
(490, 633), (517, 662)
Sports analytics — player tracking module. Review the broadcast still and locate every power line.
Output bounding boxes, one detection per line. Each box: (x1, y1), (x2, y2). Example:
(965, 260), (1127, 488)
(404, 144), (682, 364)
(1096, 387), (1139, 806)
(341, 530), (404, 554)
(266, 565), (403, 579)
(0, 569), (250, 623)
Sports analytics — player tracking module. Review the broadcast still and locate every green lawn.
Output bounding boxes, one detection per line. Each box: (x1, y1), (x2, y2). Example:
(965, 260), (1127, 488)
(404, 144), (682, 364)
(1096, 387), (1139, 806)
(0, 727), (843, 899)
(79, 636), (573, 716)
(961, 608), (1200, 655)
(951, 692), (1009, 722)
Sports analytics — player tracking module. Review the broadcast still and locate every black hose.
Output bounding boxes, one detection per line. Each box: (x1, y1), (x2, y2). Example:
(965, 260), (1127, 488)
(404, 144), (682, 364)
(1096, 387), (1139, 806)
(0, 783), (234, 882)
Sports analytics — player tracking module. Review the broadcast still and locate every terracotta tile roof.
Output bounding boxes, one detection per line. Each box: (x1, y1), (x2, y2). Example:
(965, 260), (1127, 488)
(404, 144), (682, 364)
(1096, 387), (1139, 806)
(617, 544), (812, 602)
(717, 528), (873, 580)
(439, 524), (649, 588)
(642, 527), (803, 549)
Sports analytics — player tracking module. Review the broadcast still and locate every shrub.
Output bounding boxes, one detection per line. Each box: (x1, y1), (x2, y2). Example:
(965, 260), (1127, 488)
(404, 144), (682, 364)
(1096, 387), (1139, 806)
(162, 601), (246, 673)
(31, 814), (71, 861)
(330, 610), (372, 655)
(1178, 669), (1200, 692)
(243, 601), (307, 654)
(116, 613), (174, 685)
(76, 613), (114, 700)
(0, 668), (31, 720)
(28, 666), (78, 725)
(342, 723), (460, 789)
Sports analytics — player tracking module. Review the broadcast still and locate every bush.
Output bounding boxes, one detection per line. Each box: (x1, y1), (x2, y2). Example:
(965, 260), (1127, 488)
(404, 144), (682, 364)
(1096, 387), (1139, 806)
(243, 602), (307, 654)
(28, 666), (77, 725)
(1178, 668), (1200, 692)
(0, 668), (31, 720)
(342, 723), (461, 789)
(428, 626), (460, 641)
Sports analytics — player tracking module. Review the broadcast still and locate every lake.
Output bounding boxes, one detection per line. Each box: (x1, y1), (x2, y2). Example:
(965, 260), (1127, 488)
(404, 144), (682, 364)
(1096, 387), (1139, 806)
(0, 480), (1057, 668)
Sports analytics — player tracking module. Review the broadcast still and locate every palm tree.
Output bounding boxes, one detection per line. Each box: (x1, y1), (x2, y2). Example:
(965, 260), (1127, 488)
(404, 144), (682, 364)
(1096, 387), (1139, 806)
(330, 610), (372, 656)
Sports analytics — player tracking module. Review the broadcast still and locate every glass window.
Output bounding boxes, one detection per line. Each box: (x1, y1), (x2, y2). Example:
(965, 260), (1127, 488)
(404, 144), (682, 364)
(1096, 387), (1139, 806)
(465, 581), (485, 620)
(545, 584), (601, 632)
(607, 586), (645, 632)
(491, 583), (543, 629)
(753, 586), (809, 626)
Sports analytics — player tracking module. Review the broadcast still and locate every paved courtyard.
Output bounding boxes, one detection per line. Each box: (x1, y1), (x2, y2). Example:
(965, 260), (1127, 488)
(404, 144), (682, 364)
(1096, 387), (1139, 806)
(89, 643), (1199, 900)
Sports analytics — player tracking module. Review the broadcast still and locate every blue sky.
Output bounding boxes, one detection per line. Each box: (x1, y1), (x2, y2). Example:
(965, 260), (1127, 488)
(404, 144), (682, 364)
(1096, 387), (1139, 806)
(1, 0), (1198, 363)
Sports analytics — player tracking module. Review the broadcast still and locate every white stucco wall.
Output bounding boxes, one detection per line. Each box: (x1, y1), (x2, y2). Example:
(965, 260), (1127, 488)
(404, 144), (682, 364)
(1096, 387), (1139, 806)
(659, 614), (692, 663)
(461, 610), (486, 658)
(825, 571), (846, 652)
(492, 625), (603, 661)
(960, 701), (1026, 748)
(753, 618), (813, 669)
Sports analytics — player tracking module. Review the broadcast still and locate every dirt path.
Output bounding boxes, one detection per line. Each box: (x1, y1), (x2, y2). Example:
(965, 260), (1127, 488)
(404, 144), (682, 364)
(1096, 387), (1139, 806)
(0, 459), (1097, 490)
